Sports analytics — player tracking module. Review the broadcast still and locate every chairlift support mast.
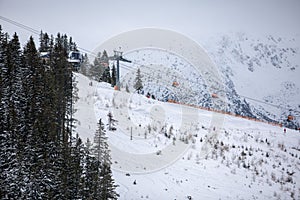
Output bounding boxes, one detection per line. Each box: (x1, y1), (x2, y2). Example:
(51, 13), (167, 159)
(109, 50), (131, 90)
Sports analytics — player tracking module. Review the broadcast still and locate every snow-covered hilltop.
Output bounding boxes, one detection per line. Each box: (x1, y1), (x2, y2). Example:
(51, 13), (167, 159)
(74, 73), (300, 200)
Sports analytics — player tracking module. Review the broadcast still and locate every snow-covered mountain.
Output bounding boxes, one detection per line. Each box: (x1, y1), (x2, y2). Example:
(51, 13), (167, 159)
(118, 32), (300, 129)
(74, 73), (300, 199)
(204, 32), (300, 129)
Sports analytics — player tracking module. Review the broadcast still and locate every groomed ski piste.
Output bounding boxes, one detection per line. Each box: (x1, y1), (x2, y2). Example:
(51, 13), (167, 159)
(74, 73), (300, 200)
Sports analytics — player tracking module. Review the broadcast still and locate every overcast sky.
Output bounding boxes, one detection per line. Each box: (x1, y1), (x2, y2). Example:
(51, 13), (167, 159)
(0, 0), (299, 51)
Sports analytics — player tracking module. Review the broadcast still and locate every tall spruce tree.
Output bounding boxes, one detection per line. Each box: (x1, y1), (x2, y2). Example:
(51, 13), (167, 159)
(134, 68), (143, 94)
(90, 52), (105, 81)
(0, 28), (22, 199)
(111, 64), (116, 87)
(80, 53), (89, 76)
(39, 31), (50, 52)
(101, 66), (111, 84)
(92, 119), (119, 199)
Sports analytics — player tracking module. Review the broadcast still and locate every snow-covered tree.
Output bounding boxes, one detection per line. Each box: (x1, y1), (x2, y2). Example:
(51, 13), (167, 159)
(111, 64), (116, 87)
(92, 118), (119, 199)
(134, 68), (143, 94)
(107, 111), (117, 131)
(101, 66), (111, 84)
(80, 53), (89, 76)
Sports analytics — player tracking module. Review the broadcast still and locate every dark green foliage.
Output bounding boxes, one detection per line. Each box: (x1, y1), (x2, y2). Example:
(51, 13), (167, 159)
(134, 68), (143, 94)
(99, 163), (119, 200)
(101, 66), (111, 83)
(80, 53), (89, 76)
(0, 29), (119, 199)
(39, 31), (50, 52)
(111, 64), (116, 87)
(92, 119), (119, 199)
(89, 50), (112, 84)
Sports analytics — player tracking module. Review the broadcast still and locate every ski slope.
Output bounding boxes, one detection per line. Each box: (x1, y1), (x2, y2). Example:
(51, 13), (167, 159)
(74, 73), (300, 200)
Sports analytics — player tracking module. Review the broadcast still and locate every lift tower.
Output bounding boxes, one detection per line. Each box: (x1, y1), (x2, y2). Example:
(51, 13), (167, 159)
(109, 50), (131, 90)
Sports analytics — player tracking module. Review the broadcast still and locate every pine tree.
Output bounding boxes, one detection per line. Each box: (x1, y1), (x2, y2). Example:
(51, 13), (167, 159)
(39, 31), (50, 52)
(107, 111), (117, 131)
(90, 52), (105, 80)
(69, 36), (78, 52)
(92, 118), (119, 199)
(125, 84), (130, 93)
(111, 64), (116, 87)
(101, 50), (109, 64)
(101, 66), (111, 84)
(80, 53), (89, 76)
(20, 36), (49, 199)
(69, 134), (85, 199)
(83, 154), (101, 199)
(99, 162), (119, 200)
(93, 119), (107, 162)
(134, 68), (143, 94)
(0, 29), (94, 199)
(0, 28), (22, 199)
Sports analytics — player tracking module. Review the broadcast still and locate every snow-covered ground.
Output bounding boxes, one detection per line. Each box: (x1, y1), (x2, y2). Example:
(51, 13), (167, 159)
(114, 33), (300, 128)
(74, 73), (300, 200)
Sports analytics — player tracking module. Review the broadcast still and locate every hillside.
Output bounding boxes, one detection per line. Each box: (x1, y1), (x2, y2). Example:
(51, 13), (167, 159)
(74, 73), (300, 200)
(204, 33), (300, 128)
(117, 33), (300, 129)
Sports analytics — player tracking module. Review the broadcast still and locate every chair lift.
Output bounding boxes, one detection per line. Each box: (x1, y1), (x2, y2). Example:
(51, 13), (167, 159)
(68, 51), (83, 71)
(287, 115), (294, 121)
(211, 93), (218, 98)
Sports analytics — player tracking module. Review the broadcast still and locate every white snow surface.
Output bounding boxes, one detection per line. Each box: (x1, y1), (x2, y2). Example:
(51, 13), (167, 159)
(74, 73), (300, 200)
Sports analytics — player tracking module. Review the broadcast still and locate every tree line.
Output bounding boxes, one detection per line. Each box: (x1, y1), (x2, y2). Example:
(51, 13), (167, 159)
(0, 26), (118, 199)
(81, 50), (117, 87)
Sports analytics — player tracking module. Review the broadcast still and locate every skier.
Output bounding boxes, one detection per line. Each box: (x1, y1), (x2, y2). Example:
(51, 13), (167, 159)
(284, 128), (286, 133)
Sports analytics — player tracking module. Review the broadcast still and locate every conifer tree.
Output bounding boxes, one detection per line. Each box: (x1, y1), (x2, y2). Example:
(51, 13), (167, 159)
(83, 154), (101, 199)
(92, 118), (119, 199)
(99, 162), (119, 200)
(134, 68), (143, 94)
(111, 64), (116, 87)
(107, 111), (117, 131)
(0, 29), (106, 199)
(90, 52), (105, 80)
(93, 119), (107, 162)
(80, 53), (89, 76)
(39, 31), (50, 52)
(101, 50), (109, 63)
(0, 28), (22, 199)
(101, 66), (111, 84)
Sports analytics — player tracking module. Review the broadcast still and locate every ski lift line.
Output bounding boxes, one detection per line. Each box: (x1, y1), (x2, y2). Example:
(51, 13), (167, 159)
(0, 15), (224, 86)
(127, 60), (300, 113)
(0, 15), (40, 35)
(0, 15), (97, 58)
(130, 60), (222, 87)
(122, 60), (227, 97)
(0, 15), (199, 99)
(129, 59), (300, 114)
(238, 94), (285, 110)
(120, 61), (300, 114)
(129, 59), (227, 93)
(120, 62), (214, 101)
(2, 16), (299, 115)
(119, 62), (201, 100)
